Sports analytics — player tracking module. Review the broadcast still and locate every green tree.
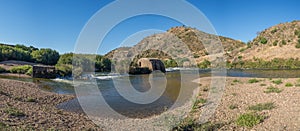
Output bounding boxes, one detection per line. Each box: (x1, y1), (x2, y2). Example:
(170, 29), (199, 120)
(31, 48), (60, 65)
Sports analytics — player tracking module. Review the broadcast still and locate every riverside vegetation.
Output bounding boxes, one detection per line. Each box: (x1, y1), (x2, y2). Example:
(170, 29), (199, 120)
(0, 44), (112, 77)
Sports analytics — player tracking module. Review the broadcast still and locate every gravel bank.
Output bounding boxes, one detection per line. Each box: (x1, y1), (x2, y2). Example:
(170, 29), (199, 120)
(193, 77), (300, 130)
(0, 78), (101, 130)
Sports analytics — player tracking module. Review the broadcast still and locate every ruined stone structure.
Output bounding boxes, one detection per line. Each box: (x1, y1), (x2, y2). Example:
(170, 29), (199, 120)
(137, 58), (166, 73)
(32, 65), (56, 79)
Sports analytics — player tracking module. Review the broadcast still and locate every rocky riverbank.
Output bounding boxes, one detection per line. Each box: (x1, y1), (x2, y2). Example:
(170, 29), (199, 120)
(186, 77), (300, 130)
(0, 79), (101, 130)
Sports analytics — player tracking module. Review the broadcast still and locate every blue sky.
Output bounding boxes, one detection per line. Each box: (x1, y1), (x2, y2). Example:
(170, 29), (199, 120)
(0, 0), (299, 55)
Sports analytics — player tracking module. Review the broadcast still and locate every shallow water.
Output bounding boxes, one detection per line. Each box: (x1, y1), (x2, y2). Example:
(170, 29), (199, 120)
(1, 69), (300, 118)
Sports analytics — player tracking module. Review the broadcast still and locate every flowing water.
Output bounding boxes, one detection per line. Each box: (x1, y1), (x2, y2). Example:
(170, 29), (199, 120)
(1, 69), (300, 118)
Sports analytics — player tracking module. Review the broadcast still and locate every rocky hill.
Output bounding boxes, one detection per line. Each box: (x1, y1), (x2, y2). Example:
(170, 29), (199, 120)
(238, 20), (300, 61)
(226, 20), (300, 69)
(105, 26), (245, 67)
(105, 21), (300, 69)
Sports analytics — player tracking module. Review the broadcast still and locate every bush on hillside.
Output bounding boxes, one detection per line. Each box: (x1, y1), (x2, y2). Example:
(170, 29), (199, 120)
(296, 39), (300, 48)
(197, 59), (211, 68)
(260, 37), (268, 44)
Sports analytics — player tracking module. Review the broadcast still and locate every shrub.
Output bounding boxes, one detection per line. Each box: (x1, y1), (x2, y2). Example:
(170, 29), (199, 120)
(240, 48), (246, 52)
(273, 40), (278, 46)
(260, 37), (268, 44)
(295, 30), (300, 37)
(296, 39), (300, 48)
(229, 104), (238, 110)
(0, 66), (6, 73)
(25, 67), (33, 76)
(271, 28), (277, 34)
(285, 82), (293, 87)
(272, 79), (282, 85)
(194, 54), (200, 58)
(248, 102), (275, 111)
(9, 65), (32, 74)
(236, 113), (265, 127)
(281, 40), (287, 45)
(5, 108), (26, 117)
(233, 79), (240, 83)
(192, 98), (207, 109)
(248, 78), (260, 83)
(197, 59), (211, 69)
(26, 97), (37, 102)
(260, 83), (267, 86)
(173, 119), (224, 131)
(264, 86), (282, 93)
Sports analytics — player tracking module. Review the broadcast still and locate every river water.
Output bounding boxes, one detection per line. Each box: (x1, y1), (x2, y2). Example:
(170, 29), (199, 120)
(1, 69), (300, 118)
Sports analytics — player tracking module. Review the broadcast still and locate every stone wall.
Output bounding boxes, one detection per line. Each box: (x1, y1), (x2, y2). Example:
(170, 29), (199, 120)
(32, 65), (56, 79)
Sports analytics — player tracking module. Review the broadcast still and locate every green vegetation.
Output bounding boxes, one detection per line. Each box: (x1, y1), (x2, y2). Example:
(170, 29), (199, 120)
(0, 44), (59, 65)
(248, 102), (275, 111)
(233, 58), (300, 69)
(0, 44), (36, 62)
(197, 59), (211, 68)
(0, 66), (6, 73)
(281, 40), (287, 45)
(0, 44), (112, 77)
(25, 67), (33, 76)
(264, 86), (282, 93)
(296, 39), (300, 48)
(239, 48), (246, 52)
(173, 118), (224, 131)
(259, 37), (268, 44)
(26, 97), (37, 102)
(295, 30), (300, 38)
(229, 104), (238, 110)
(5, 107), (26, 117)
(273, 40), (278, 46)
(192, 98), (207, 110)
(233, 79), (240, 83)
(271, 28), (278, 34)
(272, 79), (282, 85)
(31, 48), (60, 65)
(9, 65), (32, 75)
(0, 122), (7, 129)
(248, 78), (260, 83)
(285, 82), (293, 87)
(260, 83), (267, 86)
(236, 113), (265, 127)
(163, 59), (178, 68)
(55, 53), (112, 77)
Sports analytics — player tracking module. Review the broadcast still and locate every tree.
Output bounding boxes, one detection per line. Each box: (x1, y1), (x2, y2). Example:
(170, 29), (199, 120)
(31, 48), (60, 65)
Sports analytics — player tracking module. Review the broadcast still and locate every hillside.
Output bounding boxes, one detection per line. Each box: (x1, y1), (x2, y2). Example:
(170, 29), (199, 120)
(238, 20), (300, 61)
(105, 26), (245, 67)
(228, 20), (300, 69)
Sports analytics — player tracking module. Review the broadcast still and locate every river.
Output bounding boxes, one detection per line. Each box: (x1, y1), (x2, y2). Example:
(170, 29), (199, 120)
(1, 69), (300, 118)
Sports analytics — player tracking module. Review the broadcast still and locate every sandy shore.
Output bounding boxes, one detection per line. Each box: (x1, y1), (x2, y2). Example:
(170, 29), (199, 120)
(0, 78), (101, 130)
(192, 77), (300, 130)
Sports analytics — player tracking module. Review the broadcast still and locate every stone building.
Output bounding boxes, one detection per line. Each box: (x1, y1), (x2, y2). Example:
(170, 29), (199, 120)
(32, 65), (56, 79)
(137, 58), (166, 73)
